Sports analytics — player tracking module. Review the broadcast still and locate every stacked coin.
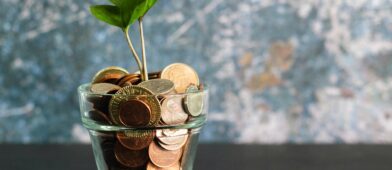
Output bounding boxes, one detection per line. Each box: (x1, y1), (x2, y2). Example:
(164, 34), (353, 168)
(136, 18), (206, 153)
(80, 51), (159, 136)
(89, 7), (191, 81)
(86, 63), (205, 170)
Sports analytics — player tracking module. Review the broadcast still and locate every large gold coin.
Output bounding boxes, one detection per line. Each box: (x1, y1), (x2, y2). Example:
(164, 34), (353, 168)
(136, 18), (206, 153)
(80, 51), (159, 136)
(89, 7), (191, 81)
(160, 63), (199, 93)
(92, 66), (129, 84)
(109, 86), (161, 126)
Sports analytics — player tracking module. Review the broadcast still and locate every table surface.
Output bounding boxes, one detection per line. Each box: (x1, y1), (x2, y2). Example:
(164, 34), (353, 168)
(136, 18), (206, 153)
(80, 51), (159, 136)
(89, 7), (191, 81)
(1, 144), (392, 170)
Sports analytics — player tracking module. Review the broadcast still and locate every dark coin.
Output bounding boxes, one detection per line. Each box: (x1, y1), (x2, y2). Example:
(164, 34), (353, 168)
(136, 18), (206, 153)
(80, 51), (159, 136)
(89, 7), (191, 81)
(87, 84), (120, 116)
(92, 66), (129, 84)
(117, 72), (161, 87)
(118, 99), (151, 127)
(87, 95), (112, 116)
(117, 74), (141, 87)
(87, 110), (112, 124)
(117, 130), (155, 150)
(114, 142), (149, 168)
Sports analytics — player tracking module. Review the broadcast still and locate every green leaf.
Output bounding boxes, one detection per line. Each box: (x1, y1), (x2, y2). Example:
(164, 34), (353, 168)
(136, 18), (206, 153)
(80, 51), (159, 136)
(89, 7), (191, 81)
(90, 5), (124, 28)
(109, 0), (158, 26)
(133, 0), (158, 19)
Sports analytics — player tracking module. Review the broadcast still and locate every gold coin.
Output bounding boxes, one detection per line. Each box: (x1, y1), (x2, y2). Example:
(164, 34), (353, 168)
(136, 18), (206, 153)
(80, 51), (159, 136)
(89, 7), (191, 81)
(160, 63), (199, 93)
(109, 86), (161, 126)
(183, 85), (204, 117)
(148, 141), (182, 168)
(139, 79), (175, 95)
(92, 66), (129, 84)
(117, 130), (155, 150)
(146, 161), (180, 170)
(161, 96), (188, 125)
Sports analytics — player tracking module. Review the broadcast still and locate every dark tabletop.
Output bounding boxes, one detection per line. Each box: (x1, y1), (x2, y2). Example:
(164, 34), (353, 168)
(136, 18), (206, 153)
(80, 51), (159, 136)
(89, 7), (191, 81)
(1, 144), (392, 170)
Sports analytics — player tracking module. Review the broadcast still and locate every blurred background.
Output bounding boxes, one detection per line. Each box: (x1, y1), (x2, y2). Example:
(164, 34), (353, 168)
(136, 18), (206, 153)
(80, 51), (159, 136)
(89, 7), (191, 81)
(0, 0), (391, 144)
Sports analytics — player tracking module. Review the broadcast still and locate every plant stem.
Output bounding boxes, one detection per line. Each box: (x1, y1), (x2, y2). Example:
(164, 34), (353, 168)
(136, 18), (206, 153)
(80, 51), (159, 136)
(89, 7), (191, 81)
(139, 17), (148, 81)
(123, 27), (144, 81)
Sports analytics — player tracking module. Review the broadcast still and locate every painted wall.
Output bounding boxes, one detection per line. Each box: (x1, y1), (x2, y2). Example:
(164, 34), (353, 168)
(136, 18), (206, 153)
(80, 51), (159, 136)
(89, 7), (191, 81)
(0, 0), (391, 143)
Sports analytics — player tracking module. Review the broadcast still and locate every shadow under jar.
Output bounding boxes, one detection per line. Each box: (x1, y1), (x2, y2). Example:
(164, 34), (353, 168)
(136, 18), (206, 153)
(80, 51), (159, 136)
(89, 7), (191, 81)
(78, 84), (208, 170)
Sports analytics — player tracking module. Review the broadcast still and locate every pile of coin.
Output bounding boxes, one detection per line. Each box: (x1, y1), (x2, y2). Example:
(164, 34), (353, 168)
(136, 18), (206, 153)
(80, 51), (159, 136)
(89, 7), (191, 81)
(86, 63), (205, 170)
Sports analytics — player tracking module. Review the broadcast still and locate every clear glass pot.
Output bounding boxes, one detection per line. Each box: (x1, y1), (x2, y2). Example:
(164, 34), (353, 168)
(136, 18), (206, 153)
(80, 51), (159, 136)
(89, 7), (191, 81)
(78, 84), (208, 170)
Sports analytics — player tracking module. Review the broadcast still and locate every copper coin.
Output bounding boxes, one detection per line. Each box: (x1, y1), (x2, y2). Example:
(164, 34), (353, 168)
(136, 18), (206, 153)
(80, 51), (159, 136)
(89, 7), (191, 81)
(117, 130), (155, 150)
(91, 83), (121, 94)
(87, 95), (112, 115)
(87, 110), (112, 124)
(148, 141), (182, 168)
(110, 86), (161, 126)
(146, 161), (180, 170)
(160, 63), (199, 93)
(117, 74), (141, 87)
(156, 129), (188, 145)
(161, 96), (188, 125)
(118, 99), (151, 127)
(114, 142), (149, 168)
(92, 66), (129, 84)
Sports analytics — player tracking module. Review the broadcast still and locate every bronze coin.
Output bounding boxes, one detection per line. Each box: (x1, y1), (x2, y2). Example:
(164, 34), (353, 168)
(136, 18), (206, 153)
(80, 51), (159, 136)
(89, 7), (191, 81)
(92, 66), (129, 84)
(118, 99), (151, 127)
(117, 130), (155, 150)
(114, 141), (149, 168)
(148, 141), (182, 168)
(160, 63), (199, 93)
(146, 161), (180, 170)
(117, 74), (141, 87)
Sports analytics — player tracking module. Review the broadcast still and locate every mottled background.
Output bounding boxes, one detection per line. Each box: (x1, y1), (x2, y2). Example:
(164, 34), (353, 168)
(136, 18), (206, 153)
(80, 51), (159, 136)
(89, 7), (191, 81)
(0, 0), (391, 143)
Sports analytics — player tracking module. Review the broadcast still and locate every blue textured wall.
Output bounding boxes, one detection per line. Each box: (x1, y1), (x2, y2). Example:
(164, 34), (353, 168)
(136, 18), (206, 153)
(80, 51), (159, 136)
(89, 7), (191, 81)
(0, 0), (391, 143)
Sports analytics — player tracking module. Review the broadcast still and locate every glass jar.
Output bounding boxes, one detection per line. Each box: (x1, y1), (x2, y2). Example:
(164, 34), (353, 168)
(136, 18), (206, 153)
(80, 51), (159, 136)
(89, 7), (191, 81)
(78, 84), (208, 170)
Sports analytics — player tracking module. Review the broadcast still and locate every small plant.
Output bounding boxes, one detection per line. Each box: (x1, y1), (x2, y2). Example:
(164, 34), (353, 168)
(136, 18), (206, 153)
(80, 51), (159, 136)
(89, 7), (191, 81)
(90, 0), (158, 81)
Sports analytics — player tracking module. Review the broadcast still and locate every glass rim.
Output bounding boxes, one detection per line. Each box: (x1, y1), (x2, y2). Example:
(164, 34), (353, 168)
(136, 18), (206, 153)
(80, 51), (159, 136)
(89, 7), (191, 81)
(78, 83), (209, 97)
(82, 115), (207, 132)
